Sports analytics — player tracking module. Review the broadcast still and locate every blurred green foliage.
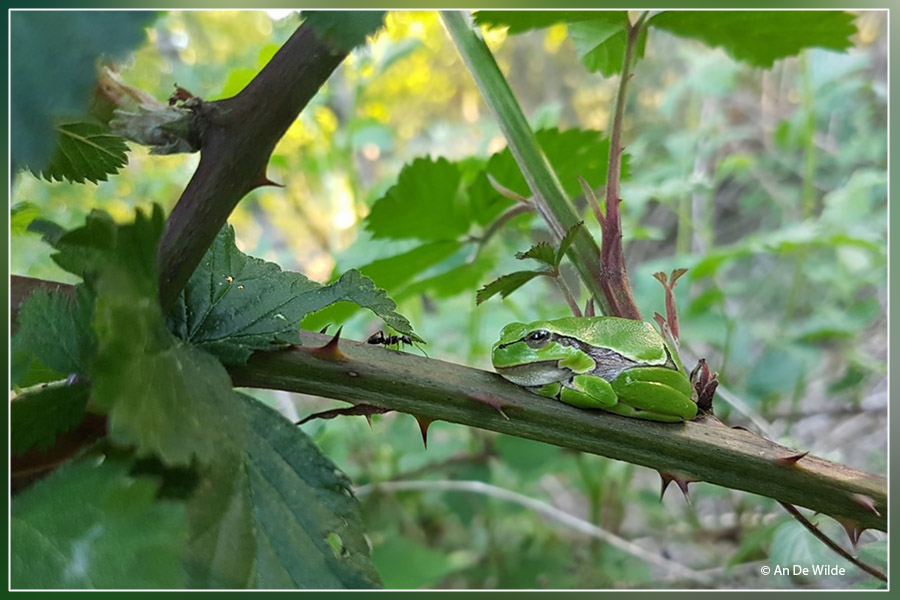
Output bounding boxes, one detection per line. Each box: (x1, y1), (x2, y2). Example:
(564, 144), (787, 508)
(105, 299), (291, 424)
(10, 10), (886, 590)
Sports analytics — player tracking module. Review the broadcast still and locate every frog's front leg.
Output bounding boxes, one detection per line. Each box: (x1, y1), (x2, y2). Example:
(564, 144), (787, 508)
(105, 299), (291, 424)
(532, 378), (624, 411)
(558, 374), (619, 409)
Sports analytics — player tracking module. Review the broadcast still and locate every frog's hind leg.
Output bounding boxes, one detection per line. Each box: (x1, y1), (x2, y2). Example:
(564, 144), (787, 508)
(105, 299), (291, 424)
(612, 368), (698, 420)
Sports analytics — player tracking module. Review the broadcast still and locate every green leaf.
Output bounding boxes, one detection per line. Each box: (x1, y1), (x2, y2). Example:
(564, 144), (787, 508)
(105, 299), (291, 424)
(567, 13), (631, 77)
(857, 539), (887, 572)
(476, 270), (547, 305)
(11, 458), (187, 589)
(487, 128), (624, 201)
(299, 241), (460, 335)
(556, 220), (585, 265)
(93, 333), (240, 468)
(22, 210), (382, 588)
(366, 157), (469, 242)
(474, 11), (640, 76)
(184, 393), (382, 589)
(11, 11), (155, 175)
(363, 133), (611, 248)
(12, 286), (96, 385)
(11, 383), (90, 454)
(473, 10), (599, 33)
(170, 224), (322, 361)
(310, 270), (422, 342)
(35, 206), (237, 467)
(515, 242), (557, 267)
(396, 257), (496, 302)
(649, 11), (857, 68)
(11, 202), (41, 234)
(356, 241), (463, 292)
(302, 10), (385, 52)
(769, 520), (854, 574)
(302, 242), (489, 333)
(10, 350), (64, 390)
(171, 226), (421, 364)
(462, 165), (515, 227)
(33, 207), (160, 298)
(37, 121), (129, 184)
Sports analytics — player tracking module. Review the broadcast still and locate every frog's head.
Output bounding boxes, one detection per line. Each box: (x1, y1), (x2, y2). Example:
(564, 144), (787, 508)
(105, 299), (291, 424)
(491, 320), (595, 386)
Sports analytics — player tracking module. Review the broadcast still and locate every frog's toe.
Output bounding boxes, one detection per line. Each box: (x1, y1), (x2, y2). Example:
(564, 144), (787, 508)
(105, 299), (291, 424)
(603, 403), (687, 423)
(533, 382), (562, 398)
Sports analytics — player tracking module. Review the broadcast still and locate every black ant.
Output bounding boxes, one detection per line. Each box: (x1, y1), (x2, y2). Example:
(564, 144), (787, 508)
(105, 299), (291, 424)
(367, 330), (428, 357)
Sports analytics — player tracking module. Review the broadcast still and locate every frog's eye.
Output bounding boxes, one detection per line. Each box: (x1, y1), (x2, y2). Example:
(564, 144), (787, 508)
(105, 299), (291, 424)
(525, 329), (550, 347)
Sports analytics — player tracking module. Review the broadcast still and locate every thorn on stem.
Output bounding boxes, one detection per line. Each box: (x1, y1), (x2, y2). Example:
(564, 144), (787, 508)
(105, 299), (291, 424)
(488, 174), (531, 204)
(836, 517), (865, 548)
(294, 403), (389, 426)
(578, 175), (605, 227)
(414, 415), (434, 448)
(658, 471), (694, 506)
(251, 172), (284, 190)
(658, 471), (673, 502)
(469, 393), (513, 419)
(850, 493), (881, 517)
(775, 451), (809, 467)
(310, 327), (347, 361)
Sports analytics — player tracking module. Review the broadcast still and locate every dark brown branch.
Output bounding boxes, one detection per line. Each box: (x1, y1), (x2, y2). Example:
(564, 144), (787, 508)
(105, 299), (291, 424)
(157, 23), (348, 310)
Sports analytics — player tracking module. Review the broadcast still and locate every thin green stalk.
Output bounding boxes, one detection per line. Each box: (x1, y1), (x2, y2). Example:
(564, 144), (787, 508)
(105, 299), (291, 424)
(441, 11), (614, 316)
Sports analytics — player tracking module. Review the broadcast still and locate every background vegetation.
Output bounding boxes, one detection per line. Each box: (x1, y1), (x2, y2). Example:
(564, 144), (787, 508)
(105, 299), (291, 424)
(10, 10), (886, 589)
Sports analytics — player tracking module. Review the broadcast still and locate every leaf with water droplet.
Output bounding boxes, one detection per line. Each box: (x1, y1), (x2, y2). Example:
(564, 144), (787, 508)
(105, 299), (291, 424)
(168, 225), (420, 364)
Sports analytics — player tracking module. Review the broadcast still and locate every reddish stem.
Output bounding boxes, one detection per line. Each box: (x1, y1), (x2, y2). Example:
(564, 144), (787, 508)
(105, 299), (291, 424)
(599, 14), (647, 320)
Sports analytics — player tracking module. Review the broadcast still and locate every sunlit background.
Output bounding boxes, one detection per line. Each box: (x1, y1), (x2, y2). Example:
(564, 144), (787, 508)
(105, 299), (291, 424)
(10, 10), (887, 589)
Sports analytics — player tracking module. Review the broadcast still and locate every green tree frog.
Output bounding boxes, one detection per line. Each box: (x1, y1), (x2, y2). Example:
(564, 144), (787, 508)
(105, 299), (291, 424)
(492, 317), (698, 422)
